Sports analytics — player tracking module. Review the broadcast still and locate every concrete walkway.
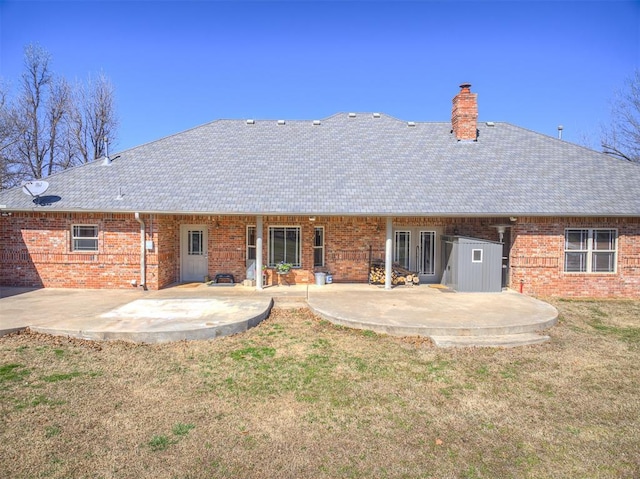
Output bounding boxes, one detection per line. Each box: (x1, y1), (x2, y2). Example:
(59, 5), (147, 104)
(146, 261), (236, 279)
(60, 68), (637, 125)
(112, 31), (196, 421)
(0, 283), (558, 347)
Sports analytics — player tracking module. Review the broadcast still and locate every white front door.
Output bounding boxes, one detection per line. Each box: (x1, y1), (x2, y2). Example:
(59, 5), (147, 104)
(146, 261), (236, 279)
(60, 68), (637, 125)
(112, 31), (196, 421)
(394, 227), (442, 283)
(180, 225), (208, 282)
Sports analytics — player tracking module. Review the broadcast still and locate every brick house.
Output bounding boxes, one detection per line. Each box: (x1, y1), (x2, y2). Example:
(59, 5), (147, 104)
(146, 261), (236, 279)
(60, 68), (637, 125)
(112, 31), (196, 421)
(1, 84), (639, 297)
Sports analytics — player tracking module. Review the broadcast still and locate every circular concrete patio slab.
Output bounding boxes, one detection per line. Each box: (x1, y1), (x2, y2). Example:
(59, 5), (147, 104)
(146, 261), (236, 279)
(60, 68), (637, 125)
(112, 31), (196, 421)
(0, 287), (273, 343)
(306, 284), (558, 338)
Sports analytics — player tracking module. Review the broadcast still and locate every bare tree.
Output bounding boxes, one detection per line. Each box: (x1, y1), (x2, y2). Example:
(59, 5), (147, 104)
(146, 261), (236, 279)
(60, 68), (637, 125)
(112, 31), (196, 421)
(0, 44), (119, 190)
(602, 70), (640, 163)
(16, 44), (52, 179)
(71, 72), (118, 163)
(45, 77), (73, 176)
(0, 82), (20, 189)
(11, 44), (77, 179)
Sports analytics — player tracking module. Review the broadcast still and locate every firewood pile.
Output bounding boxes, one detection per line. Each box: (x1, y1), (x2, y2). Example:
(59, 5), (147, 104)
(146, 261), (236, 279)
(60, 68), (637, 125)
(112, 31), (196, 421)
(369, 261), (420, 285)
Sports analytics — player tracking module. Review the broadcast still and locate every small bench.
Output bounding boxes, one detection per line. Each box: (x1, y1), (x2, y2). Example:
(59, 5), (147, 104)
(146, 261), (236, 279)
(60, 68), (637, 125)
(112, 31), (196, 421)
(214, 273), (235, 284)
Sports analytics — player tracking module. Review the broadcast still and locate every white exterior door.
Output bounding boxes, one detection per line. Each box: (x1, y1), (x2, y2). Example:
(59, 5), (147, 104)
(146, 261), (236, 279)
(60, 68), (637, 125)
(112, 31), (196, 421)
(394, 227), (442, 283)
(180, 225), (208, 282)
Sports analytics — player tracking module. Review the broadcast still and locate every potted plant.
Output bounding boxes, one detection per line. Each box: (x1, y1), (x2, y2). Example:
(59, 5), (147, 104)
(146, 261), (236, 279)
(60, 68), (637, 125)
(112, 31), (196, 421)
(275, 261), (293, 274)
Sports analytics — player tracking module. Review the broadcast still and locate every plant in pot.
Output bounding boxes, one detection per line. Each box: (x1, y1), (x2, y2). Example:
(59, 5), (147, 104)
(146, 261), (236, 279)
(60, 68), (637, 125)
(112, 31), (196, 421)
(275, 261), (293, 274)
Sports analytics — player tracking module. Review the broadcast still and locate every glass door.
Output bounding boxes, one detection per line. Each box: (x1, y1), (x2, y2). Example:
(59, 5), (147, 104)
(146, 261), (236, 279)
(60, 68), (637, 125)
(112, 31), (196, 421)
(418, 231), (436, 276)
(393, 227), (441, 283)
(394, 231), (411, 269)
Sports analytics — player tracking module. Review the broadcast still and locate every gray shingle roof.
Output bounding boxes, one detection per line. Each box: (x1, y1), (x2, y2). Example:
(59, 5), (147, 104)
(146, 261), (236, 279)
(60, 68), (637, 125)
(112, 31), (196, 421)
(2, 112), (640, 216)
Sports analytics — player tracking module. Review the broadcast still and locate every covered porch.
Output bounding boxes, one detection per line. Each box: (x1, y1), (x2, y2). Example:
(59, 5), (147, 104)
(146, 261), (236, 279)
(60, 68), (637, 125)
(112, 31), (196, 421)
(162, 214), (514, 292)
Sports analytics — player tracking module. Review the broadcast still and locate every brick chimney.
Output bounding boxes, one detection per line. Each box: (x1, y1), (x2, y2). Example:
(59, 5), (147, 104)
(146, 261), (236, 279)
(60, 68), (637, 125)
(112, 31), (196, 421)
(451, 83), (478, 141)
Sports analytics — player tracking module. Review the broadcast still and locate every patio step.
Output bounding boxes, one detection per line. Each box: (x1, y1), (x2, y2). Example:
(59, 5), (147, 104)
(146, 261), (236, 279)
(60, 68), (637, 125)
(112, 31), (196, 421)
(430, 332), (551, 348)
(272, 296), (308, 310)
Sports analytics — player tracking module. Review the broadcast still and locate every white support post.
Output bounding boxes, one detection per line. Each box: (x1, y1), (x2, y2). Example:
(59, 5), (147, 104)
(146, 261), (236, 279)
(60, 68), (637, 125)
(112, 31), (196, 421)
(385, 216), (393, 290)
(256, 215), (264, 290)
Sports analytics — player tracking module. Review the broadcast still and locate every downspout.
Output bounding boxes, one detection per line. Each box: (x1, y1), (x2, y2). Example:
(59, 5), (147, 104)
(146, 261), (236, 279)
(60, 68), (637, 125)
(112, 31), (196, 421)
(134, 212), (146, 290)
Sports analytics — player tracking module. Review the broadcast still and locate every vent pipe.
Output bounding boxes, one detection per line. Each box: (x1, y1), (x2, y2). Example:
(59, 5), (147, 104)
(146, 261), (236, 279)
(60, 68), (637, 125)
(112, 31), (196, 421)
(557, 125), (564, 140)
(102, 137), (111, 165)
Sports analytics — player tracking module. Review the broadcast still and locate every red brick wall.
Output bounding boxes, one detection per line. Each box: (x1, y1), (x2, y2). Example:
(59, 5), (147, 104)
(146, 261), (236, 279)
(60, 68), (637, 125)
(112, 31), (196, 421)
(0, 212), (159, 289)
(2, 213), (638, 297)
(510, 217), (640, 298)
(156, 215), (179, 289)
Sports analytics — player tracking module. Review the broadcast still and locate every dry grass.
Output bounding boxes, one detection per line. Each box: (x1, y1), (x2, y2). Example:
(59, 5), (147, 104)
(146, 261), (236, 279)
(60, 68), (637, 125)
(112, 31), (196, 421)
(1, 299), (639, 479)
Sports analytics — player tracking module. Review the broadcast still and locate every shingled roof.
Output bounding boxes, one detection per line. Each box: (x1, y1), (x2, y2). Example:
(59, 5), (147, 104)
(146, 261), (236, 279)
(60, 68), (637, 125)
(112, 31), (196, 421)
(1, 112), (640, 216)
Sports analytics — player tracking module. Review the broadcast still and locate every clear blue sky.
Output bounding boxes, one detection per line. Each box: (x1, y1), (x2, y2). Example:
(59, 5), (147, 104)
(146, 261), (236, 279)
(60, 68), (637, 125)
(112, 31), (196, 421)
(1, 1), (639, 153)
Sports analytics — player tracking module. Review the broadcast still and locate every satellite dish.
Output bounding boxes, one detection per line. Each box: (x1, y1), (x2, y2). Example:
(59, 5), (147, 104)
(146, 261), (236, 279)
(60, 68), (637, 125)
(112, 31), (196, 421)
(22, 180), (50, 197)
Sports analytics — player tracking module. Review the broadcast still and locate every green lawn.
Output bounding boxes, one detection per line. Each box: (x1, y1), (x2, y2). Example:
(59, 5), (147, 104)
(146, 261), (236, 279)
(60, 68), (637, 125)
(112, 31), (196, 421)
(1, 299), (639, 478)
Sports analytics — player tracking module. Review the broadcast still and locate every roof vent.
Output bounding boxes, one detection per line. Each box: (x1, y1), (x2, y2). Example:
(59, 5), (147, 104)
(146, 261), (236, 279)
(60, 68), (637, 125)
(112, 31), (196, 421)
(277, 120), (286, 125)
(373, 113), (381, 118)
(407, 121), (416, 127)
(348, 113), (356, 118)
(313, 120), (321, 126)
(246, 119), (255, 125)
(486, 121), (495, 127)
(102, 137), (111, 165)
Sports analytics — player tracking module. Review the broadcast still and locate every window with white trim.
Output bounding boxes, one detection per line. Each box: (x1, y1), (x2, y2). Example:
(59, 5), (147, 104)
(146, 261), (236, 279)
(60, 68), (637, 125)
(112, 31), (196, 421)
(247, 226), (256, 261)
(472, 249), (483, 263)
(564, 228), (617, 273)
(313, 227), (324, 267)
(187, 229), (204, 255)
(268, 226), (301, 267)
(71, 225), (99, 252)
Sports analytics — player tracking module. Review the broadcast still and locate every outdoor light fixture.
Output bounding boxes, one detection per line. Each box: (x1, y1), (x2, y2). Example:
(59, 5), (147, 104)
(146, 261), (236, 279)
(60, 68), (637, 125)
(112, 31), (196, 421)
(309, 216), (316, 222)
(491, 224), (512, 243)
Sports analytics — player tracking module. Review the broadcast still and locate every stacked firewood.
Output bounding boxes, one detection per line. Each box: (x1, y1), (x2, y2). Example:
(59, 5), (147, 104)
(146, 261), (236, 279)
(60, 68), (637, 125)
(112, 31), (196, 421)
(369, 261), (420, 285)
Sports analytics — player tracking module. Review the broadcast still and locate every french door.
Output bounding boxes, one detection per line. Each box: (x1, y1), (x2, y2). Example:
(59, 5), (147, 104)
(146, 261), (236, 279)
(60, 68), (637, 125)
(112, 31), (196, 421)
(393, 228), (441, 282)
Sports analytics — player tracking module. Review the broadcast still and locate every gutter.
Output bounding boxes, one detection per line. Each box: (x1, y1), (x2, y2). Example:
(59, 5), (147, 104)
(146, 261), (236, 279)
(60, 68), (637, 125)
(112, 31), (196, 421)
(1, 206), (639, 218)
(134, 212), (146, 290)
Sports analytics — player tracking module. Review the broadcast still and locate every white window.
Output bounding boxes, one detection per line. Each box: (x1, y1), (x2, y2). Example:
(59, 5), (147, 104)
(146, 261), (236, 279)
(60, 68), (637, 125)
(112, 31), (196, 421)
(472, 249), (483, 263)
(268, 226), (301, 267)
(187, 229), (204, 255)
(313, 227), (324, 267)
(71, 225), (98, 252)
(247, 226), (256, 261)
(564, 228), (617, 273)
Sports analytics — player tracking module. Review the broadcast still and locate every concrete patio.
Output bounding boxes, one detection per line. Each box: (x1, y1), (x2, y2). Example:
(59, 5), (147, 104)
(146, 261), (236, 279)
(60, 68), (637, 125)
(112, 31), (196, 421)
(0, 283), (558, 347)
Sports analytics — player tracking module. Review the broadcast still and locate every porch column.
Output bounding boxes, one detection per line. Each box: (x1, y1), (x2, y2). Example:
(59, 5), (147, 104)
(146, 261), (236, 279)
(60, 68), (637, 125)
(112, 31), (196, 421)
(385, 216), (393, 290)
(256, 215), (264, 290)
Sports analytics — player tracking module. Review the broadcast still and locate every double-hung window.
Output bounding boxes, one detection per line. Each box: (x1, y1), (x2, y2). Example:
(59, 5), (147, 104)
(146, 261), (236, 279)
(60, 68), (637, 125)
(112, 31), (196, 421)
(313, 227), (324, 267)
(72, 225), (99, 252)
(246, 226), (256, 261)
(564, 228), (617, 273)
(268, 226), (301, 267)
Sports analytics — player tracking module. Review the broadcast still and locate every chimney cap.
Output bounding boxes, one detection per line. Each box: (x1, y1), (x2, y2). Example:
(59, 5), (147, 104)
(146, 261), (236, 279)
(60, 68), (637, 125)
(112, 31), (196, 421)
(459, 82), (472, 90)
